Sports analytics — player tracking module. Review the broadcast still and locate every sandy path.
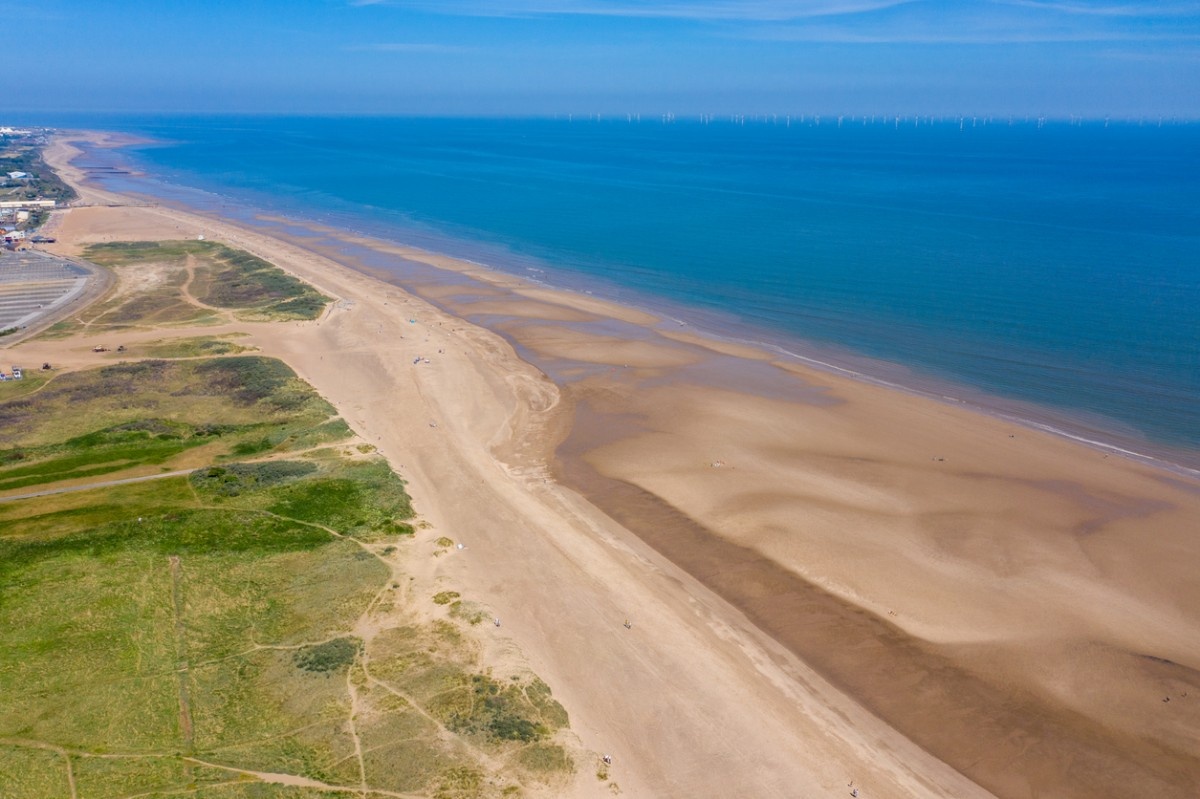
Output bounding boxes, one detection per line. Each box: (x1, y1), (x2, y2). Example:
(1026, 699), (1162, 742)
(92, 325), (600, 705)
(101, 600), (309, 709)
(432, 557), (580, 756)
(167, 556), (196, 753)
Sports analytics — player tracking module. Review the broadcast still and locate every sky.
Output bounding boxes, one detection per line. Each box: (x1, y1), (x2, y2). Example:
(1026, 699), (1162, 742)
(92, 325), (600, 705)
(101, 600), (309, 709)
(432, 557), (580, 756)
(6, 0), (1199, 117)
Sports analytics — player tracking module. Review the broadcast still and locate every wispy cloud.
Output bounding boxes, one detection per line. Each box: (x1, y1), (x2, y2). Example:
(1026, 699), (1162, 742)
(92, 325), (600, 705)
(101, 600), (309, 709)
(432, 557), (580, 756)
(996, 1), (1200, 17)
(345, 42), (472, 53)
(348, 0), (1200, 48)
(734, 0), (1200, 45)
(348, 0), (917, 21)
(746, 25), (1200, 44)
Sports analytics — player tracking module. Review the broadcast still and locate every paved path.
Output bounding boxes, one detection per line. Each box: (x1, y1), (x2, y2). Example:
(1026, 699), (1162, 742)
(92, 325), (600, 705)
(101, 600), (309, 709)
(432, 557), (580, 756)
(0, 469), (193, 503)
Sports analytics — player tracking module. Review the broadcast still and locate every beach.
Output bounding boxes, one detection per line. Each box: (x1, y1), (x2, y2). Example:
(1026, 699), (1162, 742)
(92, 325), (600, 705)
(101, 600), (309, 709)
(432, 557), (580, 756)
(23, 131), (1200, 798)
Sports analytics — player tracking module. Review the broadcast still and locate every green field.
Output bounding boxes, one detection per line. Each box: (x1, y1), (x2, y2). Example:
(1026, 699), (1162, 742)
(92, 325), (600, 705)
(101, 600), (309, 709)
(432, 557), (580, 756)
(122, 335), (254, 360)
(86, 241), (329, 322)
(0, 357), (345, 493)
(0, 352), (572, 798)
(39, 240), (329, 340)
(5, 230), (572, 797)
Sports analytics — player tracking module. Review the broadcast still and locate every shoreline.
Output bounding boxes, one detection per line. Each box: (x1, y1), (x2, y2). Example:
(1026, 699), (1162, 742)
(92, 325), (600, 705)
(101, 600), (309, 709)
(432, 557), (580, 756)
(35, 130), (1200, 798)
(75, 130), (1200, 478)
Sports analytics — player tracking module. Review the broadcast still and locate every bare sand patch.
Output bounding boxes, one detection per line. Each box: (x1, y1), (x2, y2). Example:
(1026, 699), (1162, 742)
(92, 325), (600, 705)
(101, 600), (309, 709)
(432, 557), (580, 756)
(43, 206), (188, 257)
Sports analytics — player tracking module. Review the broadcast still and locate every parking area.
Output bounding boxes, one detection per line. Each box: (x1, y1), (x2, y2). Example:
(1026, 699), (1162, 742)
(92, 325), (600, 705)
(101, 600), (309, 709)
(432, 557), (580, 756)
(0, 250), (92, 330)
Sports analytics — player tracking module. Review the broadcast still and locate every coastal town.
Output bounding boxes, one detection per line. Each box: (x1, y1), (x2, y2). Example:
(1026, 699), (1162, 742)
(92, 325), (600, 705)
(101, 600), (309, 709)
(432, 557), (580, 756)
(1, 125), (71, 249)
(0, 127), (99, 342)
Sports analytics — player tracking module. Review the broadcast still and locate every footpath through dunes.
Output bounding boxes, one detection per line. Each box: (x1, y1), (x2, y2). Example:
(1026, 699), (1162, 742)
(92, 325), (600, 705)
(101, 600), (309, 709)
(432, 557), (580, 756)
(0, 227), (585, 798)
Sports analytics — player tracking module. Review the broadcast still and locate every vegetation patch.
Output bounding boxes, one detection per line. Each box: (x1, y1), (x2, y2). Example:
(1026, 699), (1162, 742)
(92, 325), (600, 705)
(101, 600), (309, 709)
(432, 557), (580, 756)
(433, 766), (485, 799)
(0, 358), (342, 492)
(438, 674), (551, 743)
(295, 637), (360, 674)
(449, 600), (489, 626)
(433, 591), (461, 605)
(193, 356), (301, 405)
(135, 336), (253, 359)
(0, 745), (71, 799)
(518, 743), (572, 776)
(191, 461), (318, 496)
(84, 240), (329, 321)
(265, 459), (415, 540)
(0, 231), (571, 797)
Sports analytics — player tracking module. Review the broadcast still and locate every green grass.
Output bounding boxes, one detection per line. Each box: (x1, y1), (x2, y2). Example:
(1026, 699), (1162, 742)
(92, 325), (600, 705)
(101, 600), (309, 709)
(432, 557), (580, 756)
(0, 746), (71, 799)
(84, 240), (329, 322)
(367, 625), (569, 751)
(517, 743), (573, 777)
(189, 456), (414, 541)
(132, 336), (253, 359)
(191, 461), (318, 496)
(71, 760), (234, 799)
(0, 286), (573, 796)
(294, 637), (360, 673)
(0, 370), (49, 400)
(33, 318), (81, 340)
(0, 357), (342, 492)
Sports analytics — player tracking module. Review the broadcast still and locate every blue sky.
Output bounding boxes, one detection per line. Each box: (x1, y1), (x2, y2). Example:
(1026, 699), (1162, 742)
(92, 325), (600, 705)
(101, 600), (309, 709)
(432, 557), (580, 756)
(7, 0), (1199, 116)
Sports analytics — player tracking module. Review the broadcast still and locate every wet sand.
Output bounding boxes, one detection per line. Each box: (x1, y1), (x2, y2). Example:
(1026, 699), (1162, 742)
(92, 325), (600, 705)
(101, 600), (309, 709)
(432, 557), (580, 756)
(31, 131), (1200, 798)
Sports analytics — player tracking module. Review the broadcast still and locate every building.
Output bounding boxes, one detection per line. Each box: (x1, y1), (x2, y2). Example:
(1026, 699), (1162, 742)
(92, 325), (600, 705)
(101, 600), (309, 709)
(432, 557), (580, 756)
(0, 200), (56, 209)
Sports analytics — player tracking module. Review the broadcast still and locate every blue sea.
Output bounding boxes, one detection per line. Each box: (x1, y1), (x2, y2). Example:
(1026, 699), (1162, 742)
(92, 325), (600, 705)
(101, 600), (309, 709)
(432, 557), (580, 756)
(39, 115), (1200, 467)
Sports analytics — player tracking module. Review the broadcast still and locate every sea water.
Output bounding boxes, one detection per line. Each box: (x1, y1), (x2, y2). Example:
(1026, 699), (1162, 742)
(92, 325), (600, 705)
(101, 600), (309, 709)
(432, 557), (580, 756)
(44, 115), (1200, 464)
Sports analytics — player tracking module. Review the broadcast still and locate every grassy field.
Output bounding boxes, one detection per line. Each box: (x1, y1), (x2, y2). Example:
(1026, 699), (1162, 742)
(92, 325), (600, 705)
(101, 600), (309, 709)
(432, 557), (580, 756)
(0, 357), (344, 494)
(5, 229), (573, 797)
(39, 240), (329, 340)
(0, 351), (574, 797)
(86, 241), (329, 322)
(126, 335), (254, 359)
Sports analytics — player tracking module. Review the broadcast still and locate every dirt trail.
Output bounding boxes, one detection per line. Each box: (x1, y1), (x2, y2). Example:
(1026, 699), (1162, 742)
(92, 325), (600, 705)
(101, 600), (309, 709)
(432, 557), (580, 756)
(167, 555), (195, 754)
